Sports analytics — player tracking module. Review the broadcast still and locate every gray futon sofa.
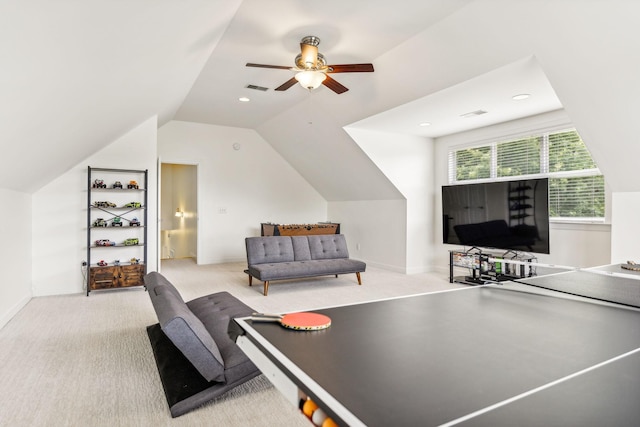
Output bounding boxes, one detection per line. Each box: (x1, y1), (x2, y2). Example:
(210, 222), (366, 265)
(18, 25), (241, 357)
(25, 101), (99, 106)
(144, 271), (260, 417)
(245, 234), (366, 295)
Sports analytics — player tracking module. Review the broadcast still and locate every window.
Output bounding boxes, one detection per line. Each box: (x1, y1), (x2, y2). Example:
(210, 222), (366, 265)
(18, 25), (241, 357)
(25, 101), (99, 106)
(455, 146), (491, 181)
(449, 129), (604, 220)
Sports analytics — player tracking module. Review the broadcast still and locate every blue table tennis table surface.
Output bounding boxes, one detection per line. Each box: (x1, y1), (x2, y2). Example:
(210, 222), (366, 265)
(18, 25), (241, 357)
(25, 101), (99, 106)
(235, 270), (640, 426)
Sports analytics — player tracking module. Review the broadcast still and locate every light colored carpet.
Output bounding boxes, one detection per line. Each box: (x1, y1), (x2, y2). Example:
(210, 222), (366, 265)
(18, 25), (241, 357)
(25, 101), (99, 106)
(0, 260), (461, 426)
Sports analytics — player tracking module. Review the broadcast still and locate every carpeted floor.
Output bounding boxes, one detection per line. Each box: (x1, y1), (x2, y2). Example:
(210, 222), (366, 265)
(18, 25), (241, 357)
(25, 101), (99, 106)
(0, 260), (461, 426)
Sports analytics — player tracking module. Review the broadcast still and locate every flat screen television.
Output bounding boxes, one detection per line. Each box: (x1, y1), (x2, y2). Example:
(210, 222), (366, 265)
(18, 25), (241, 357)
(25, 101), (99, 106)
(442, 178), (550, 254)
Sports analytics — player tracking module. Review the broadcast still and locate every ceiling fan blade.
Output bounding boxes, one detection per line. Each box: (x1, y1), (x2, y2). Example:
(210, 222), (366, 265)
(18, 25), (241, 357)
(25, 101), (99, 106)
(246, 63), (291, 70)
(327, 63), (375, 73)
(274, 77), (298, 91)
(322, 75), (349, 94)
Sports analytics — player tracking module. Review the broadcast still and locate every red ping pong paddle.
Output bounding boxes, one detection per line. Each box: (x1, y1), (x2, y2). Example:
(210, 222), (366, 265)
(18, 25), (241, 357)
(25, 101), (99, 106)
(250, 312), (331, 331)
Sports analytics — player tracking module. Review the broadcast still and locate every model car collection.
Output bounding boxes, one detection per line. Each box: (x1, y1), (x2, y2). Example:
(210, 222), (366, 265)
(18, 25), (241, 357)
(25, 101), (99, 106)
(93, 201), (117, 208)
(90, 176), (144, 273)
(92, 178), (143, 190)
(93, 218), (107, 227)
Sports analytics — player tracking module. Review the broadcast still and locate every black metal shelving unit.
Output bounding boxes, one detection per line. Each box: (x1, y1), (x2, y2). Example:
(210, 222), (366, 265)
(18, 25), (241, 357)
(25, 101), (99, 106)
(86, 166), (148, 295)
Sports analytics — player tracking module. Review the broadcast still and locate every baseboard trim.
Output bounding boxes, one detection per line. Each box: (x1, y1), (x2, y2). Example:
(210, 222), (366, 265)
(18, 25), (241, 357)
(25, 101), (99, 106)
(365, 260), (406, 274)
(0, 292), (32, 331)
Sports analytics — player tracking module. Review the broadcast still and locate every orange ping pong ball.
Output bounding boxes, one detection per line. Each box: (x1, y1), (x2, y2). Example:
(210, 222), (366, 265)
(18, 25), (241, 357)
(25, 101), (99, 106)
(322, 417), (339, 427)
(302, 399), (318, 418)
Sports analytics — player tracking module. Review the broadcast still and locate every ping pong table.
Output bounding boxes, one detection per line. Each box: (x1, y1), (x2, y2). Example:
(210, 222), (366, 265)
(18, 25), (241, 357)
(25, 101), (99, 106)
(234, 269), (640, 426)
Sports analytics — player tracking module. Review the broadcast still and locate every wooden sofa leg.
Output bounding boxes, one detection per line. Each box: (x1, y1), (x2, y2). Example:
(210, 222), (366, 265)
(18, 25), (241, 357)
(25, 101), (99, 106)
(356, 272), (362, 285)
(263, 281), (269, 296)
(248, 275), (252, 286)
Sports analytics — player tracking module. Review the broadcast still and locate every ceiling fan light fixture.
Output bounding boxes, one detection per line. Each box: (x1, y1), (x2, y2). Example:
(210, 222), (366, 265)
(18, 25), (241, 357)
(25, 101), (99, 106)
(295, 70), (326, 90)
(246, 34), (373, 94)
(299, 43), (319, 68)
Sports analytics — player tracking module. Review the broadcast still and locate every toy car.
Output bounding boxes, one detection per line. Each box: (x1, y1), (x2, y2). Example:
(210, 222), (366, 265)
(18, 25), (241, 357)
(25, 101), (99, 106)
(98, 260), (108, 266)
(92, 179), (106, 188)
(130, 258), (140, 264)
(127, 180), (139, 189)
(124, 238), (139, 246)
(94, 201), (116, 208)
(112, 181), (123, 189)
(92, 218), (108, 227)
(113, 259), (120, 266)
(111, 217), (123, 227)
(95, 239), (115, 246)
(129, 217), (141, 227)
(123, 201), (142, 208)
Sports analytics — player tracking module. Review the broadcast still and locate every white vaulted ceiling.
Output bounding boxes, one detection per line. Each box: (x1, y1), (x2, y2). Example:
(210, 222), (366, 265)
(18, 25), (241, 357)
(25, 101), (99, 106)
(2, 0), (640, 196)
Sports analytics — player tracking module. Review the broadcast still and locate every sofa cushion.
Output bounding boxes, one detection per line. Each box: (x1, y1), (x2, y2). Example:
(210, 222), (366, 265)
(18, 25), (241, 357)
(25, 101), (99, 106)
(145, 272), (225, 383)
(145, 271), (185, 303)
(245, 236), (295, 265)
(249, 259), (365, 281)
(308, 234), (350, 260)
(291, 236), (312, 261)
(186, 291), (258, 384)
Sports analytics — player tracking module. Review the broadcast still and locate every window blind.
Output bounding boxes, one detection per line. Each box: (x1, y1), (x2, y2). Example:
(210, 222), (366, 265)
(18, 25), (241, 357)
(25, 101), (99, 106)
(549, 175), (605, 218)
(497, 136), (542, 177)
(454, 146), (491, 181)
(548, 130), (598, 173)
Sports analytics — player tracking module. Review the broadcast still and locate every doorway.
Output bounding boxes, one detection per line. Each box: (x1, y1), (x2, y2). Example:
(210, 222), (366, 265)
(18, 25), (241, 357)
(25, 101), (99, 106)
(160, 163), (197, 261)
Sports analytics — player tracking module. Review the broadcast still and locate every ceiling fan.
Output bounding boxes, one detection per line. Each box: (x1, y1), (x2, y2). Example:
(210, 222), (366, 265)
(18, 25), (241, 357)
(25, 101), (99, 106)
(246, 36), (374, 94)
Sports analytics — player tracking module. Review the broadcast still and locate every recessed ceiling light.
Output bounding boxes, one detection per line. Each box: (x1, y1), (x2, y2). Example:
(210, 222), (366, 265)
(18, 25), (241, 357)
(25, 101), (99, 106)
(512, 93), (530, 101)
(460, 110), (487, 118)
(238, 97), (250, 102)
(419, 122), (432, 127)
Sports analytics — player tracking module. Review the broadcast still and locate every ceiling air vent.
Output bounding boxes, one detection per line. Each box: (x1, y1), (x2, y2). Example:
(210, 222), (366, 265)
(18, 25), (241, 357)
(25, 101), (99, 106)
(246, 84), (269, 92)
(460, 110), (488, 118)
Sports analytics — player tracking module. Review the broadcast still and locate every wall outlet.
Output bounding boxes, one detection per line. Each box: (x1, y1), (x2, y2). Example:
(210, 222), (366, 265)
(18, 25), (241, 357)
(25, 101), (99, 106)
(218, 207), (227, 214)
(356, 243), (361, 251)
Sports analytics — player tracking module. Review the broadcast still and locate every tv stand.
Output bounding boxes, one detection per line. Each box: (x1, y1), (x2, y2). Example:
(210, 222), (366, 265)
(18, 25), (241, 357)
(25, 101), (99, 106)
(449, 248), (536, 285)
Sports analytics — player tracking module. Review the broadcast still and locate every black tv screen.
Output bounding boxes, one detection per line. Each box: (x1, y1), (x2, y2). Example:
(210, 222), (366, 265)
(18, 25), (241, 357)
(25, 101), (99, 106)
(442, 178), (550, 254)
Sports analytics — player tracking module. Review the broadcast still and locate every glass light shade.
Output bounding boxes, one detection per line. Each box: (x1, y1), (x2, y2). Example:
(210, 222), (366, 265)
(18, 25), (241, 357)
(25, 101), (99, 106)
(295, 71), (327, 90)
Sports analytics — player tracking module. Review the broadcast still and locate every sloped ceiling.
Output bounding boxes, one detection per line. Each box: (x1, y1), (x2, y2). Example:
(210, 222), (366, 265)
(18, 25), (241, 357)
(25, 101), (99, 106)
(0, 0), (242, 193)
(3, 0), (640, 196)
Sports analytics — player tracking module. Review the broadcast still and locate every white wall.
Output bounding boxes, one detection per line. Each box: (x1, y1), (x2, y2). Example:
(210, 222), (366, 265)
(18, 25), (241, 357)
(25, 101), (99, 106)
(0, 189), (32, 330)
(345, 127), (436, 273)
(31, 117), (159, 296)
(157, 120), (328, 264)
(611, 192), (640, 264)
(433, 110), (612, 271)
(328, 200), (407, 272)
